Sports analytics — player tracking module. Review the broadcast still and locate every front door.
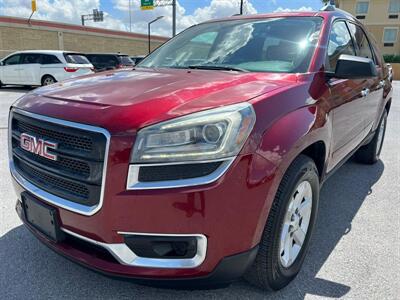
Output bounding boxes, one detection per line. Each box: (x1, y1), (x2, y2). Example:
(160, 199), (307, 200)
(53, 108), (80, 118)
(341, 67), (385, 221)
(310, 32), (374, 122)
(0, 54), (22, 84)
(325, 21), (371, 171)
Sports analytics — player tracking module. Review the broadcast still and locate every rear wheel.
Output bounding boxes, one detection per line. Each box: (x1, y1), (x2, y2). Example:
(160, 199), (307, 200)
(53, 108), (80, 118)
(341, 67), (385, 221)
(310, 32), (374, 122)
(355, 110), (388, 164)
(245, 155), (319, 291)
(41, 75), (56, 86)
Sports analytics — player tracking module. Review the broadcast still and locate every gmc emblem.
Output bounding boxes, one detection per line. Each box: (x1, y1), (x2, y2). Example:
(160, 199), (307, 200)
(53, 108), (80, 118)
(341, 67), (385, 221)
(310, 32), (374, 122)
(20, 133), (58, 161)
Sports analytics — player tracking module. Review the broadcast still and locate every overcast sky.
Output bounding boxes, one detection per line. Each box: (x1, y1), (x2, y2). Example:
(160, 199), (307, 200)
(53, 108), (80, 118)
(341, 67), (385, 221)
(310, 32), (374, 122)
(0, 0), (325, 36)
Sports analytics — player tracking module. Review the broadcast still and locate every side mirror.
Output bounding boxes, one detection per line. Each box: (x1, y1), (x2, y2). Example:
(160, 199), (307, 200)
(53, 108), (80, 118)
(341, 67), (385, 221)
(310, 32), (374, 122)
(333, 54), (377, 79)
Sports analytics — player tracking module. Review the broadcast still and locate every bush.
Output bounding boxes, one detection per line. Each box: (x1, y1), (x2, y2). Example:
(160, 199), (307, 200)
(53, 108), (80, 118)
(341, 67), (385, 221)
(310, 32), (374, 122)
(383, 55), (400, 63)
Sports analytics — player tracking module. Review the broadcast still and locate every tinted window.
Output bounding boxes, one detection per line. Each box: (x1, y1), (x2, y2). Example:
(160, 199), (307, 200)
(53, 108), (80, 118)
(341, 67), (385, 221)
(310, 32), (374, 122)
(64, 53), (91, 64)
(347, 23), (374, 61)
(21, 54), (41, 64)
(4, 54), (21, 65)
(140, 17), (323, 73)
(86, 54), (119, 65)
(326, 21), (355, 72)
(41, 54), (61, 64)
(119, 55), (134, 65)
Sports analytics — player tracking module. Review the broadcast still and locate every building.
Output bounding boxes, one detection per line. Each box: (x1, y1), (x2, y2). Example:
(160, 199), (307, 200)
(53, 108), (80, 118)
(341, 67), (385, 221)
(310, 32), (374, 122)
(336, 0), (400, 55)
(0, 16), (168, 59)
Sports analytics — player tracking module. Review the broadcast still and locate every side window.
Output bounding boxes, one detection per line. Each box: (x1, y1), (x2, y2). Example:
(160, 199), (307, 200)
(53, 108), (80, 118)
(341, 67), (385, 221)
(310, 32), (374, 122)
(21, 54), (41, 64)
(326, 21), (356, 72)
(41, 54), (61, 64)
(347, 23), (375, 62)
(4, 54), (21, 65)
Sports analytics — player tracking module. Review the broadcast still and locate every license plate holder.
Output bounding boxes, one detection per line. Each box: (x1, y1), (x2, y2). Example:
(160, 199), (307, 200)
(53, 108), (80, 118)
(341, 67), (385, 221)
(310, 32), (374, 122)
(22, 193), (64, 242)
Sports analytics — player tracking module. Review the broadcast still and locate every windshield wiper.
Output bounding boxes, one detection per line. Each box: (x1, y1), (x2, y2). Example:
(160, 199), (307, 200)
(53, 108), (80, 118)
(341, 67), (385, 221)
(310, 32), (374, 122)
(188, 65), (248, 72)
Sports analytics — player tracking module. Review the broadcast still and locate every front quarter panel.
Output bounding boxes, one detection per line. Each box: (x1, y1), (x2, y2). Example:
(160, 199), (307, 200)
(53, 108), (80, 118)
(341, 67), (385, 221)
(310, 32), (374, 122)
(249, 80), (330, 243)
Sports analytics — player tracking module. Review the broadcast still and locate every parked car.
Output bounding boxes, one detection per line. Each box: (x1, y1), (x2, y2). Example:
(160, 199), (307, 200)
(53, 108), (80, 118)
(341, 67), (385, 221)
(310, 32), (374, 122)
(130, 55), (145, 65)
(0, 50), (94, 87)
(9, 7), (392, 291)
(85, 53), (134, 72)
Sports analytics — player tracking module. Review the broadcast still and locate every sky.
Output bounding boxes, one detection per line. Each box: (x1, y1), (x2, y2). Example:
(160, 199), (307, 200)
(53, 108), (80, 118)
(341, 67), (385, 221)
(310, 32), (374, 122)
(0, 0), (326, 36)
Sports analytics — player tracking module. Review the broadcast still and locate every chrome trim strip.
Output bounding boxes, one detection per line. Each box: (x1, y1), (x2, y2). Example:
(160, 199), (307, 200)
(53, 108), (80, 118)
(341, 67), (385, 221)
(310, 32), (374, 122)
(61, 228), (207, 269)
(126, 157), (235, 190)
(8, 108), (111, 216)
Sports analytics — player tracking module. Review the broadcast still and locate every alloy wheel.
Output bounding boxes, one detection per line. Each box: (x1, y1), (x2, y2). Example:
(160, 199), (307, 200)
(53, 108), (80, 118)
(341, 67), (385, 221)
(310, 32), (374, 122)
(279, 180), (313, 268)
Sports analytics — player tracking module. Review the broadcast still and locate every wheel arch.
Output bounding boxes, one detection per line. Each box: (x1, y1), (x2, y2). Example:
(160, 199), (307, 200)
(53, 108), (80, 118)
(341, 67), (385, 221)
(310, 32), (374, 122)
(251, 105), (330, 245)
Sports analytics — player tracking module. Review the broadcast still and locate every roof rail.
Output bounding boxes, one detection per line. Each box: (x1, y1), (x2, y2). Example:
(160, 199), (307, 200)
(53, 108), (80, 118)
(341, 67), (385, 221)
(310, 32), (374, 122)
(320, 0), (336, 11)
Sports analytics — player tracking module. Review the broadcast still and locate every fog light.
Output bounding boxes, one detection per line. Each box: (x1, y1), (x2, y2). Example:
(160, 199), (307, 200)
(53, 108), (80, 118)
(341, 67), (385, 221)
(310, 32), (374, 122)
(124, 235), (198, 259)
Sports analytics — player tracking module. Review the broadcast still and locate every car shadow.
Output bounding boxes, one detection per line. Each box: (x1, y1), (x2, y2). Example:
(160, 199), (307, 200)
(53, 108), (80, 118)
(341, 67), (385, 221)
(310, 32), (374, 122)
(0, 86), (36, 93)
(0, 158), (384, 299)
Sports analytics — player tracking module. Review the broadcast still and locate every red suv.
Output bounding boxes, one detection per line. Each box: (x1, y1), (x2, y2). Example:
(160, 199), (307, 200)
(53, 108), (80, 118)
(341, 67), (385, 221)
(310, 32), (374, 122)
(9, 8), (392, 291)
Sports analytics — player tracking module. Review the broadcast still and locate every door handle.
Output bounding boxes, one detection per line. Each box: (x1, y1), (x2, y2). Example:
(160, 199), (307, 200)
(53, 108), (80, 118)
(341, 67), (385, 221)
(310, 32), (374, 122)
(361, 88), (370, 97)
(379, 80), (385, 88)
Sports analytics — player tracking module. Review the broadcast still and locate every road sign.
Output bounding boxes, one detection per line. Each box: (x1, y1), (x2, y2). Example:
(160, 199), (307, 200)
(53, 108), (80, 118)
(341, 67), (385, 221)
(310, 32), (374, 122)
(31, 0), (37, 12)
(141, 0), (154, 10)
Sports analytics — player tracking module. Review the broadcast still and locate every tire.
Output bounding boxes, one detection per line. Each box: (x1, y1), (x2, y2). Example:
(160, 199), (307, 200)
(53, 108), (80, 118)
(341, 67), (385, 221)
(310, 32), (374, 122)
(245, 155), (320, 291)
(41, 75), (56, 86)
(355, 110), (388, 165)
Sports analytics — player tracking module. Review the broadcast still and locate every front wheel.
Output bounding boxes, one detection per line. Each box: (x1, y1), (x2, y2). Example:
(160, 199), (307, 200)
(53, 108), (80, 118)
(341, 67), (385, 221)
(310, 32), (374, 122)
(355, 110), (388, 164)
(245, 155), (319, 291)
(41, 75), (56, 86)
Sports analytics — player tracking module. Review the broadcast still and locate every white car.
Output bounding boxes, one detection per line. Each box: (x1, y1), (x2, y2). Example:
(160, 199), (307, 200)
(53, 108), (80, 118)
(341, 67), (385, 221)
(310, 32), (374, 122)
(0, 50), (94, 87)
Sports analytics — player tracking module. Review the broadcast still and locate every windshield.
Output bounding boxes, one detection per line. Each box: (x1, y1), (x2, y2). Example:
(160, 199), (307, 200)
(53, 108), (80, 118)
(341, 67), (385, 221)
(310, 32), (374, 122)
(64, 53), (91, 65)
(139, 17), (323, 73)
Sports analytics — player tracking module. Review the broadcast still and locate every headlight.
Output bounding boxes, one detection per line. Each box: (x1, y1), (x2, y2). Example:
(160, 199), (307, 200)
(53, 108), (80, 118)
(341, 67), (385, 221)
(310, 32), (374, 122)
(131, 103), (256, 163)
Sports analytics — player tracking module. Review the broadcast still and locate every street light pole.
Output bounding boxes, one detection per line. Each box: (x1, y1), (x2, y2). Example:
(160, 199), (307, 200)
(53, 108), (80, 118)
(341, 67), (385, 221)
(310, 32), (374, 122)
(148, 16), (164, 54)
(172, 0), (176, 37)
(240, 0), (244, 15)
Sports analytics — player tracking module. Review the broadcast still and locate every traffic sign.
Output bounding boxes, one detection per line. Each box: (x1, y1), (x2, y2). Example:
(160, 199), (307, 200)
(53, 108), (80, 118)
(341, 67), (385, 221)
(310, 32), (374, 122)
(141, 0), (154, 10)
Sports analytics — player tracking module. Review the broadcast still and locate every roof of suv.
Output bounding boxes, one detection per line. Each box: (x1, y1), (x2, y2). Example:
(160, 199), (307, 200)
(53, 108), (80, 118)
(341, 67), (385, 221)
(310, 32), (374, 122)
(204, 8), (356, 24)
(11, 50), (82, 55)
(86, 53), (129, 56)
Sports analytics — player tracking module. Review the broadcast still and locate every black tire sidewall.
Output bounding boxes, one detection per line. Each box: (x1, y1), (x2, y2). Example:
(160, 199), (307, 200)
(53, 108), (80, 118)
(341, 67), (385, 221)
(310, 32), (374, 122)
(375, 110), (388, 159)
(42, 75), (56, 86)
(268, 158), (319, 288)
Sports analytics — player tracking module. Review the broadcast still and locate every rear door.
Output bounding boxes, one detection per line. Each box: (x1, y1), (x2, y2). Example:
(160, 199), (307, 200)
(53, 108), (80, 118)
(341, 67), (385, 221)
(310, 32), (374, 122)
(347, 22), (383, 132)
(326, 21), (371, 171)
(0, 54), (22, 84)
(20, 53), (42, 85)
(39, 54), (64, 84)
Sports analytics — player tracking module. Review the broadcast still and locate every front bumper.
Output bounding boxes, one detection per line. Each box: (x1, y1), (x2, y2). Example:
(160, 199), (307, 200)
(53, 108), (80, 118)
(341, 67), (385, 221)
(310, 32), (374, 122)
(16, 198), (259, 287)
(11, 150), (276, 284)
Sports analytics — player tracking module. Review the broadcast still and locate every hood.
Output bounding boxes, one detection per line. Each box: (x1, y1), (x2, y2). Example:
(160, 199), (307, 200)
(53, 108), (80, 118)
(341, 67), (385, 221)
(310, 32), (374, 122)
(14, 68), (297, 133)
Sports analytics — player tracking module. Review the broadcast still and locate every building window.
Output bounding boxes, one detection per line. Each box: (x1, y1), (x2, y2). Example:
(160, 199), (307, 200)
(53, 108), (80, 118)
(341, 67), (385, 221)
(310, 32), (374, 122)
(383, 28), (398, 47)
(389, 0), (400, 13)
(356, 1), (369, 15)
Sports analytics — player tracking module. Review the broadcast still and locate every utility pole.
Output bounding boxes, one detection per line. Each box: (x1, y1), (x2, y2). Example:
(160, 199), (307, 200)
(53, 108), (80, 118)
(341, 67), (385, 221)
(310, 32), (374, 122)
(240, 0), (244, 15)
(129, 0), (132, 32)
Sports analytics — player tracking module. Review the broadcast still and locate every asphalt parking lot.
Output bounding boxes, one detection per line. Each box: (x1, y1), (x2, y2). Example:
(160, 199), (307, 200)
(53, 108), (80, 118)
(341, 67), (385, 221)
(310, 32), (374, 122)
(0, 83), (399, 299)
